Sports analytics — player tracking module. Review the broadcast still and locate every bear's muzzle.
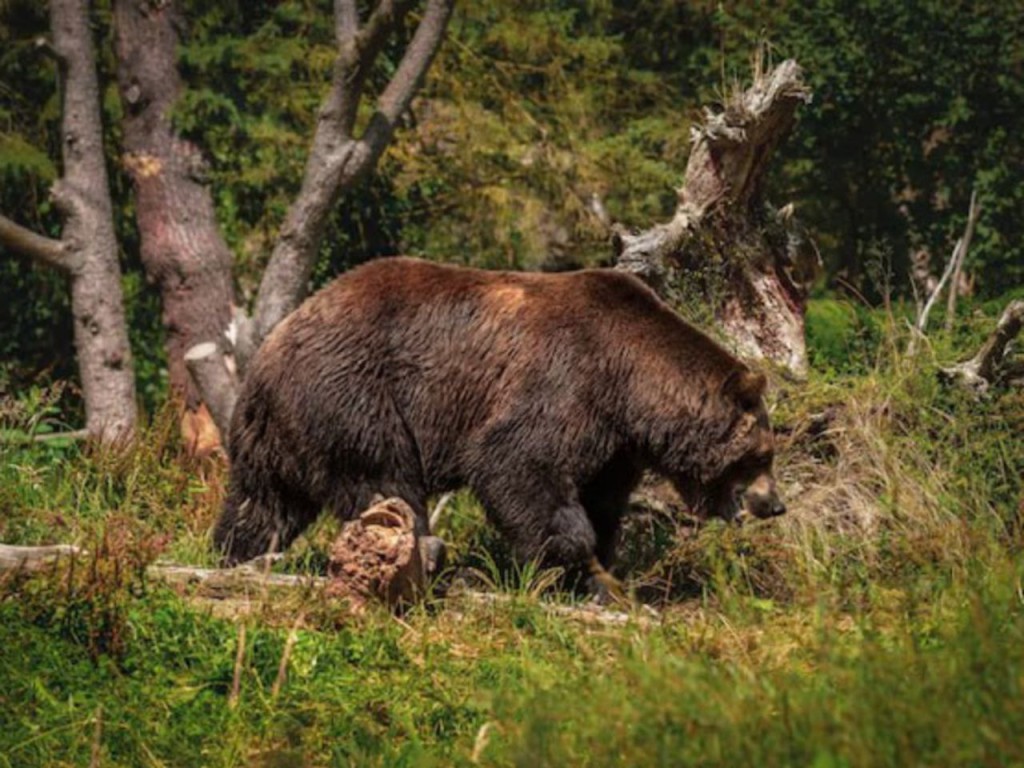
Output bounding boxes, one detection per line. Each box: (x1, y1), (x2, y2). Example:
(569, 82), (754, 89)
(738, 472), (786, 519)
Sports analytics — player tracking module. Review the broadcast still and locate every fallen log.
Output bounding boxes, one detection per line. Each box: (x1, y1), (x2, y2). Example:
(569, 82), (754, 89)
(0, 543), (83, 571)
(0, 544), (653, 628)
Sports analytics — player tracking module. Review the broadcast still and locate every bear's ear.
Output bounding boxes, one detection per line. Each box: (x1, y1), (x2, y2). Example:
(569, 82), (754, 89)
(722, 369), (766, 410)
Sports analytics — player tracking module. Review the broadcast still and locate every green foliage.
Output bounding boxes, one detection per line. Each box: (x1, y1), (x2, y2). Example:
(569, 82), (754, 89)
(805, 297), (882, 374)
(1, 5), (1023, 760)
(5, 0), (1024, 427)
(388, 0), (692, 271)
(0, 133), (56, 180)
(175, 0), (412, 293)
(487, 563), (1024, 767)
(386, 0), (1024, 293)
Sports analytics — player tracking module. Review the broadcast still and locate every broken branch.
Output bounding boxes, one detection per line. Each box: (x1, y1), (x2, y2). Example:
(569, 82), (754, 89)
(945, 189), (981, 332)
(909, 236), (962, 356)
(184, 342), (238, 443)
(0, 213), (74, 272)
(249, 0), (455, 350)
(941, 299), (1024, 393)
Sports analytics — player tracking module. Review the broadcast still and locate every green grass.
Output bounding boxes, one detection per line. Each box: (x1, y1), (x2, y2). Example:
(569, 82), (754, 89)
(2, 558), (1023, 766)
(1, 297), (1022, 766)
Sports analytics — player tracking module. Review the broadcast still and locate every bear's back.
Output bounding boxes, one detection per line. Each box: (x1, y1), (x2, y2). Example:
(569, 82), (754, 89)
(253, 257), (740, 399)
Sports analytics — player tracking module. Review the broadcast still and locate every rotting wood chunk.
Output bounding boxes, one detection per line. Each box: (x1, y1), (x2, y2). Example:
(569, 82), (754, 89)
(326, 498), (428, 611)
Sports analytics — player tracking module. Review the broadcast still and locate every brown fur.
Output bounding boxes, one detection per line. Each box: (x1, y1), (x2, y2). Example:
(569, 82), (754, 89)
(213, 257), (782, 582)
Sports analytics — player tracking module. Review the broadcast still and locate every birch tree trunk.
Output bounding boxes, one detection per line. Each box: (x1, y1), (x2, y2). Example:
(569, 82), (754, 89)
(0, 0), (137, 442)
(615, 58), (818, 377)
(113, 0), (236, 453)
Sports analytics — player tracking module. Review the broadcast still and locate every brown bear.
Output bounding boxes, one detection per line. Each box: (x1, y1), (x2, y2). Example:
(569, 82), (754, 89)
(213, 257), (784, 592)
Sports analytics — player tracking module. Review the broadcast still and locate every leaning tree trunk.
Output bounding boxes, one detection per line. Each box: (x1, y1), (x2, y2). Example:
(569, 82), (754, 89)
(181, 0), (455, 441)
(0, 0), (137, 443)
(615, 59), (817, 377)
(113, 0), (236, 454)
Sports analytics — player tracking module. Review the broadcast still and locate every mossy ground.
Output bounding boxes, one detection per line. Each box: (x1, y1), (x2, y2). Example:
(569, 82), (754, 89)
(1, 298), (1022, 767)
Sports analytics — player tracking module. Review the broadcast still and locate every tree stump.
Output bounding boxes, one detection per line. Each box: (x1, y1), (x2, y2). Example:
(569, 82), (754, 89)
(326, 498), (431, 611)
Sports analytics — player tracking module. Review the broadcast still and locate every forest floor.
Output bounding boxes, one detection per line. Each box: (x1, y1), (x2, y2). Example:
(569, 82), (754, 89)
(1, 297), (1023, 767)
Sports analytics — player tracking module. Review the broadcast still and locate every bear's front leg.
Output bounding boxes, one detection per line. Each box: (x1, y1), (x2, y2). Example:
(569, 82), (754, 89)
(542, 504), (629, 606)
(547, 505), (628, 605)
(472, 468), (611, 597)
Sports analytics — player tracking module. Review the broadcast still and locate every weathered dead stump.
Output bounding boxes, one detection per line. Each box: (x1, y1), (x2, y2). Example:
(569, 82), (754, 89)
(615, 57), (817, 377)
(326, 498), (430, 611)
(941, 299), (1024, 393)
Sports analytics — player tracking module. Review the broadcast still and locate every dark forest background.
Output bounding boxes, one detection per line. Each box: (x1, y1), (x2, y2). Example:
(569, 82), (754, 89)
(3, 0), (1022, 410)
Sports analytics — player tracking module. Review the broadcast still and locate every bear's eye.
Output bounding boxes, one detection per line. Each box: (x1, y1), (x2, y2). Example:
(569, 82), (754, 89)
(741, 452), (773, 477)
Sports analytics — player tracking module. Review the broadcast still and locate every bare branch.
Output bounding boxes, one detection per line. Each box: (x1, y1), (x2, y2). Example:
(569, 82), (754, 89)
(428, 491), (455, 531)
(908, 237), (961, 356)
(944, 188), (981, 331)
(0, 213), (74, 272)
(363, 0), (456, 147)
(333, 0), (416, 137)
(249, 0), (454, 349)
(33, 35), (64, 62)
(335, 0), (359, 45)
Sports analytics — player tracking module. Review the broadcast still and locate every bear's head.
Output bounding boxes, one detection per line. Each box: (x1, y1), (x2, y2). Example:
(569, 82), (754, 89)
(670, 368), (785, 522)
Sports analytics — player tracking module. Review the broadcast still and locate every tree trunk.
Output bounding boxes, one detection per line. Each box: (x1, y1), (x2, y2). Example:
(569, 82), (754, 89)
(183, 0), (456, 439)
(113, 0), (236, 452)
(0, 0), (137, 443)
(615, 58), (817, 377)
(53, 0), (138, 441)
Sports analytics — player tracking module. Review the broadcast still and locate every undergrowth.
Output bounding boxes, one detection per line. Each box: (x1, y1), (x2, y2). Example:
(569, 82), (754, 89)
(0, 297), (1022, 766)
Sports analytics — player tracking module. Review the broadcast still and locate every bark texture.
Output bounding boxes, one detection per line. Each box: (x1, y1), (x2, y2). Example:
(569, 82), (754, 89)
(113, 0), (236, 447)
(615, 59), (817, 377)
(326, 497), (428, 611)
(0, 544), (83, 572)
(54, 0), (138, 441)
(0, 0), (137, 442)
(183, 342), (238, 445)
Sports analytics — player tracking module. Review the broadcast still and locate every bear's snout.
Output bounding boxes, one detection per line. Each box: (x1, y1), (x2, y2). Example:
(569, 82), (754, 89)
(740, 472), (785, 519)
